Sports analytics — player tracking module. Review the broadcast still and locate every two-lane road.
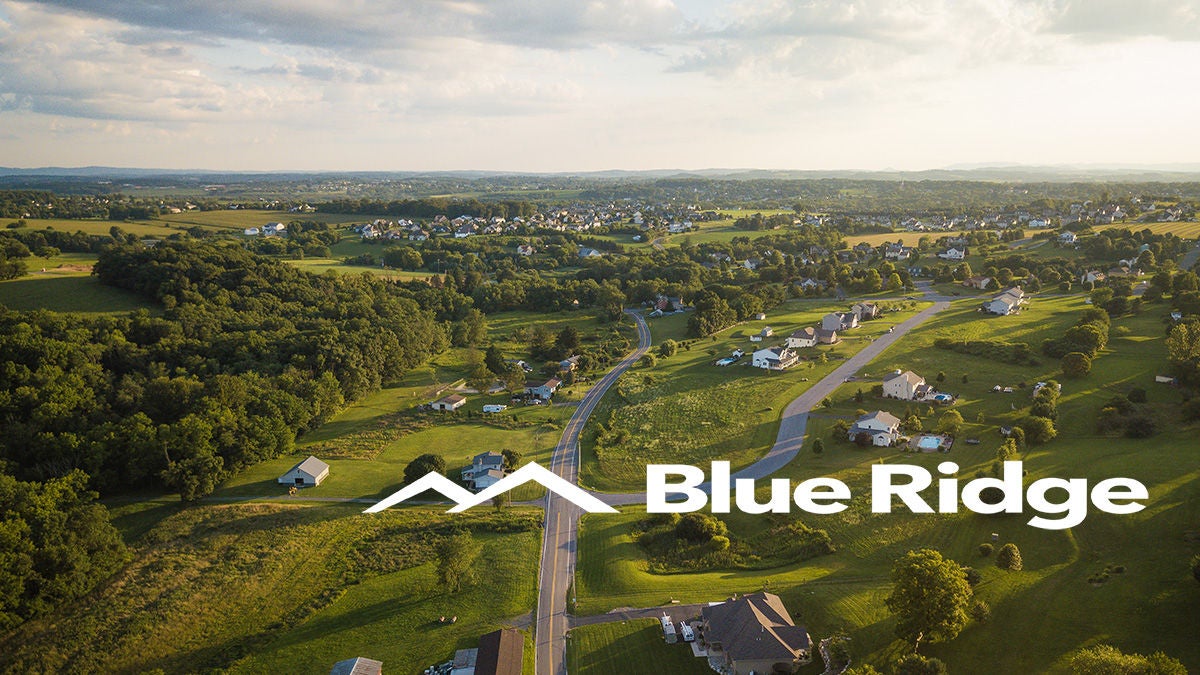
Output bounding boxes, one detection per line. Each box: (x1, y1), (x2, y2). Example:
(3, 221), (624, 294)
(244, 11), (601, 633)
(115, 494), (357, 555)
(535, 310), (651, 675)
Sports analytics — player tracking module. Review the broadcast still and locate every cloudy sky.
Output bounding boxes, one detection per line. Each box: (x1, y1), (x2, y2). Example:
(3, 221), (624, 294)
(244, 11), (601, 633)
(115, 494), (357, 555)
(0, 0), (1197, 171)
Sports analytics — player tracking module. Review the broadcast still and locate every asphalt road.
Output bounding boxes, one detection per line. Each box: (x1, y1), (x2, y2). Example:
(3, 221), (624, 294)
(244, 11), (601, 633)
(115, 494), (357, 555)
(535, 310), (651, 675)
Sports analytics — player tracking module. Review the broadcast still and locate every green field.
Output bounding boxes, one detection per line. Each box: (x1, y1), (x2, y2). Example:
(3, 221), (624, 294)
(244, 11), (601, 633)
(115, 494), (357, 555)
(578, 300), (928, 491)
(572, 296), (1200, 673)
(567, 619), (713, 675)
(0, 263), (154, 314)
(0, 503), (540, 675)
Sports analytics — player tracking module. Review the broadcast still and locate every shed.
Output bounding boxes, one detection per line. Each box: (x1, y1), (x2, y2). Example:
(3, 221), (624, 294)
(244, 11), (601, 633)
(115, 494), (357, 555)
(278, 456), (330, 487)
(432, 394), (467, 411)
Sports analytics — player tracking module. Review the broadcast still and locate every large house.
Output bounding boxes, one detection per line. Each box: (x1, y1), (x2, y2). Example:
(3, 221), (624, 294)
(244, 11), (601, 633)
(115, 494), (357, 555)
(278, 456), (330, 487)
(815, 327), (839, 345)
(462, 451), (506, 490)
(700, 592), (812, 675)
(431, 394), (467, 411)
(984, 287), (1026, 316)
(850, 301), (880, 321)
(786, 327), (818, 349)
(963, 275), (993, 290)
(524, 377), (561, 400)
(751, 345), (799, 370)
(938, 247), (967, 260)
(821, 312), (858, 332)
(848, 410), (902, 446)
(882, 370), (931, 401)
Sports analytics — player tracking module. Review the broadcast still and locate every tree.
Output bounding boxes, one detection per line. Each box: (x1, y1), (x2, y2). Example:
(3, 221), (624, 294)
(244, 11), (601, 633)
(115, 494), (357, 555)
(1069, 645), (1187, 675)
(501, 448), (522, 470)
(902, 414), (923, 434)
(1008, 426), (1026, 448)
(468, 363), (495, 393)
(659, 339), (678, 358)
(434, 531), (482, 592)
(675, 512), (727, 542)
(894, 654), (948, 675)
(1023, 416), (1057, 444)
(995, 438), (1018, 462)
(404, 453), (445, 484)
(484, 344), (507, 374)
(935, 410), (964, 435)
(844, 667), (883, 675)
(555, 325), (581, 358)
(832, 419), (851, 439)
(1061, 351), (1092, 378)
(885, 548), (972, 649)
(812, 438), (825, 455)
(995, 543), (1023, 571)
(978, 543), (994, 557)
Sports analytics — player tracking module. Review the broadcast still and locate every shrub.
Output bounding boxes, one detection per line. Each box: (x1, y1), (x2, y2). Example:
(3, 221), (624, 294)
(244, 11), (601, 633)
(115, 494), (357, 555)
(964, 567), (982, 586)
(996, 543), (1023, 571)
(1023, 416), (1057, 444)
(675, 512), (727, 542)
(970, 600), (992, 622)
(978, 543), (994, 557)
(1061, 351), (1092, 378)
(1127, 387), (1148, 403)
(1124, 414), (1157, 438)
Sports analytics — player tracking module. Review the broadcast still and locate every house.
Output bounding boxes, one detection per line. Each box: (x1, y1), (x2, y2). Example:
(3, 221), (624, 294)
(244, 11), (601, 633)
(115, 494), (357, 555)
(963, 276), (993, 290)
(821, 312), (858, 332)
(700, 592), (812, 675)
(815, 327), (839, 344)
(786, 327), (818, 349)
(938, 247), (967, 260)
(516, 244), (535, 256)
(850, 301), (880, 321)
(431, 394), (467, 411)
(408, 230), (429, 241)
(524, 378), (561, 400)
(462, 451), (505, 484)
(1058, 231), (1078, 244)
(848, 410), (902, 446)
(242, 227), (260, 236)
(754, 312), (767, 321)
(559, 355), (580, 372)
(474, 628), (523, 675)
(278, 456), (330, 487)
(263, 222), (287, 235)
(578, 247), (603, 258)
(882, 370), (930, 401)
(1081, 270), (1106, 284)
(752, 345), (799, 370)
(984, 287), (1026, 316)
(653, 295), (687, 313)
(329, 657), (382, 675)
(885, 243), (913, 260)
(759, 326), (774, 338)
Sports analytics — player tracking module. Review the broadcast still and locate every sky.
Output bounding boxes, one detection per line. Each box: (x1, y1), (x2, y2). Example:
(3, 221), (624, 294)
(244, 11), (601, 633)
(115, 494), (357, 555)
(0, 0), (1198, 172)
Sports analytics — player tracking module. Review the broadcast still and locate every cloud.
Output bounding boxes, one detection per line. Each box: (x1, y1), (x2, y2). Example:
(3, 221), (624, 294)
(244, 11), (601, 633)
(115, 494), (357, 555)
(1041, 0), (1200, 41)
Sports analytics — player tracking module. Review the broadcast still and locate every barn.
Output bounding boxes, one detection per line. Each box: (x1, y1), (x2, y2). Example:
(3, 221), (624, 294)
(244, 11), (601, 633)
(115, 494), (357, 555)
(278, 456), (330, 487)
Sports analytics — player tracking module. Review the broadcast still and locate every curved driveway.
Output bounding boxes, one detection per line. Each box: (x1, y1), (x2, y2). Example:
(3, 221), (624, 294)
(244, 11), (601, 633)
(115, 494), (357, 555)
(535, 310), (651, 675)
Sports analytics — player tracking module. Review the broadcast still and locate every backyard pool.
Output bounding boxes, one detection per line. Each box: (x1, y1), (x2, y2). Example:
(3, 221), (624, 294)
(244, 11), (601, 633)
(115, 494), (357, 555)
(931, 393), (954, 403)
(917, 435), (944, 451)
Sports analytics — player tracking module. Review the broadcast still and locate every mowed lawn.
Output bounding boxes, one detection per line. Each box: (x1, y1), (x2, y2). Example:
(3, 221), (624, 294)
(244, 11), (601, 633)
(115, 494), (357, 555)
(567, 619), (713, 675)
(578, 299), (929, 491)
(572, 294), (1200, 673)
(0, 504), (540, 675)
(0, 265), (154, 314)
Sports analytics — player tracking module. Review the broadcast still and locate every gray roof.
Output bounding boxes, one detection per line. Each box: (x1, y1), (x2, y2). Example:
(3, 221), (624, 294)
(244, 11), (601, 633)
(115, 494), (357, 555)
(858, 410), (901, 428)
(329, 657), (382, 675)
(474, 451), (504, 468)
(883, 370), (924, 386)
(702, 592), (810, 662)
(289, 455), (329, 478)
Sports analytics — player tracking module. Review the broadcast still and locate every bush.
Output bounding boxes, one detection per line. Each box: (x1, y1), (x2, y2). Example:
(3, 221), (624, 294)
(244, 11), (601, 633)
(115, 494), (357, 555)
(978, 543), (994, 557)
(1124, 414), (1157, 438)
(970, 599), (992, 622)
(996, 543), (1023, 571)
(1127, 387), (1147, 403)
(1024, 416), (1057, 444)
(894, 654), (948, 675)
(675, 512), (727, 542)
(1061, 351), (1092, 378)
(964, 567), (982, 586)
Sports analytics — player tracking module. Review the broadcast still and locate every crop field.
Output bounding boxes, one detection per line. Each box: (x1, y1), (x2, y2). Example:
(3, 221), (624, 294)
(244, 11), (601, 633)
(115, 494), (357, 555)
(573, 295), (1200, 673)
(578, 300), (928, 491)
(567, 618), (713, 675)
(0, 504), (540, 675)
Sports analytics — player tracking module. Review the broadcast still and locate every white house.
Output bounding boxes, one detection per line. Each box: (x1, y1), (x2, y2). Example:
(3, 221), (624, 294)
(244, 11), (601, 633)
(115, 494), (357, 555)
(821, 312), (858, 332)
(938, 247), (967, 260)
(752, 345), (799, 370)
(885, 244), (913, 260)
(848, 411), (902, 446)
(278, 456), (330, 487)
(462, 451), (505, 490)
(1058, 231), (1078, 244)
(517, 244), (535, 256)
(984, 287), (1026, 316)
(850, 302), (880, 321)
(431, 394), (467, 411)
(524, 377), (561, 400)
(882, 370), (930, 401)
(786, 327), (818, 349)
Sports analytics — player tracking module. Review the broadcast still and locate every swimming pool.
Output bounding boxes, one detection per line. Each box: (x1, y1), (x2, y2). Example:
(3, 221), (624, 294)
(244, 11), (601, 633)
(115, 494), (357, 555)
(932, 393), (953, 403)
(917, 435), (943, 450)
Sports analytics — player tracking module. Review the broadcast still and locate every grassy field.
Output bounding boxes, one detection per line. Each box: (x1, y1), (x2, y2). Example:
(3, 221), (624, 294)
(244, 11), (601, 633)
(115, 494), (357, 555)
(573, 295), (1200, 673)
(0, 256), (154, 314)
(578, 300), (928, 491)
(0, 504), (540, 675)
(5, 217), (179, 238)
(567, 619), (713, 675)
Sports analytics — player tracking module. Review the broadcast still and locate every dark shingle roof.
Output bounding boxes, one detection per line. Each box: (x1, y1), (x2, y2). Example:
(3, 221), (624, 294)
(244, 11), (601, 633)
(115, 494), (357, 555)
(475, 628), (523, 675)
(702, 592), (810, 662)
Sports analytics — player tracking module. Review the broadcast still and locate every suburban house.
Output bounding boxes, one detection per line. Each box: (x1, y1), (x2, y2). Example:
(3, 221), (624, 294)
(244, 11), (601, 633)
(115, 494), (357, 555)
(938, 247), (967, 260)
(1058, 231), (1078, 244)
(882, 370), (931, 401)
(278, 456), (330, 487)
(963, 276), (993, 290)
(848, 410), (903, 446)
(653, 295), (687, 313)
(1080, 270), (1106, 284)
(850, 301), (880, 321)
(884, 243), (913, 260)
(329, 656), (382, 675)
(786, 327), (818, 349)
(815, 327), (839, 344)
(431, 394), (467, 411)
(461, 451), (505, 490)
(821, 312), (858, 332)
(559, 355), (580, 372)
(984, 287), (1026, 316)
(516, 244), (535, 256)
(700, 592), (812, 675)
(524, 377), (561, 400)
(751, 345), (799, 370)
(578, 247), (604, 258)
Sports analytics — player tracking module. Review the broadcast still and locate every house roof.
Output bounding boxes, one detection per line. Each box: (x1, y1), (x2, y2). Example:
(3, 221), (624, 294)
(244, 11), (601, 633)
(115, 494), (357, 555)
(701, 592), (810, 662)
(473, 451), (504, 466)
(815, 327), (838, 339)
(883, 370), (924, 387)
(475, 628), (523, 675)
(527, 377), (562, 389)
(288, 455), (329, 478)
(329, 657), (383, 675)
(789, 327), (817, 339)
(437, 394), (466, 405)
(858, 410), (901, 428)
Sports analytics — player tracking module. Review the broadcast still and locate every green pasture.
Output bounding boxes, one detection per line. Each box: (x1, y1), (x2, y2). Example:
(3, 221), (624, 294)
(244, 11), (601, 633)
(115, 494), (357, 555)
(567, 619), (712, 675)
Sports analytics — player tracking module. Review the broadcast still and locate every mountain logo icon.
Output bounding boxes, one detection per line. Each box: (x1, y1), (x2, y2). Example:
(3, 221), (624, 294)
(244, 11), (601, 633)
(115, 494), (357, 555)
(364, 462), (618, 514)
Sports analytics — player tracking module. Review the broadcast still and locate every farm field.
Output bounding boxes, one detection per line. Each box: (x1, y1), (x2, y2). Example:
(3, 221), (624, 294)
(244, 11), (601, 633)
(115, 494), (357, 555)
(566, 618), (713, 675)
(573, 294), (1200, 673)
(578, 299), (928, 491)
(0, 504), (540, 675)
(0, 259), (154, 314)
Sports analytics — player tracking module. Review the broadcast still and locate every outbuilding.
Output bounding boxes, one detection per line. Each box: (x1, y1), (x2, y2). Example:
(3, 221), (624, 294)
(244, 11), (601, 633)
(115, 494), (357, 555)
(278, 456), (330, 487)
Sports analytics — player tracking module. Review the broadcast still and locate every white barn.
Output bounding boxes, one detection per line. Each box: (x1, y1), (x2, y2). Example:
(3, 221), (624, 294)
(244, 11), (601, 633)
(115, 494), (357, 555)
(278, 456), (330, 487)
